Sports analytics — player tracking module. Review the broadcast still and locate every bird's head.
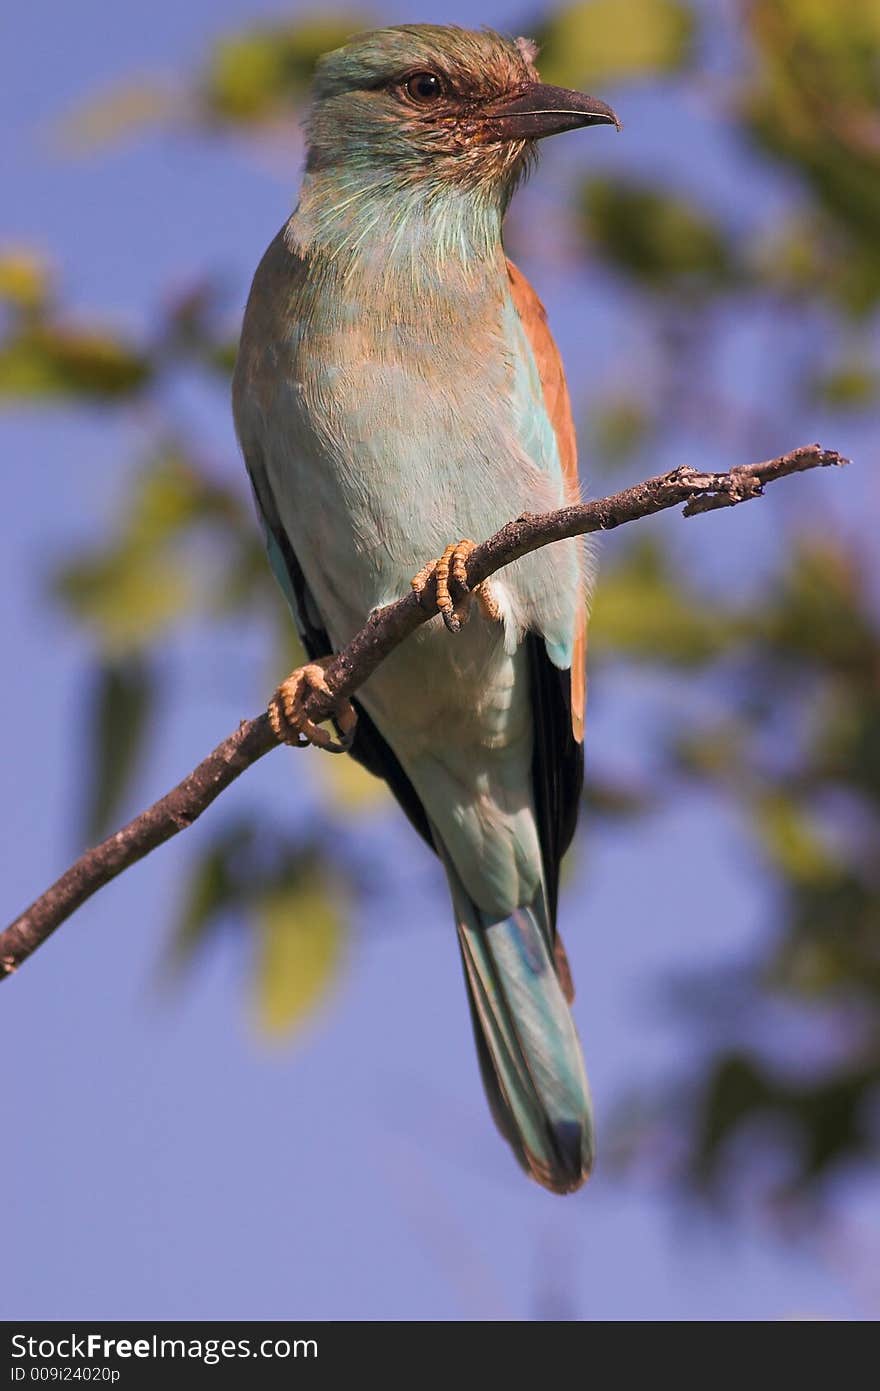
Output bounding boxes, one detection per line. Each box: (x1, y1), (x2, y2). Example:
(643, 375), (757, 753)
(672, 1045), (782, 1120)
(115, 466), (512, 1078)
(305, 24), (619, 198)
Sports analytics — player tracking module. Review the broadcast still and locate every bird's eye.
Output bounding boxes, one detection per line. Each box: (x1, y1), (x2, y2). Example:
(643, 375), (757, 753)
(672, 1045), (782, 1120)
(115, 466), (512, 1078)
(404, 71), (444, 104)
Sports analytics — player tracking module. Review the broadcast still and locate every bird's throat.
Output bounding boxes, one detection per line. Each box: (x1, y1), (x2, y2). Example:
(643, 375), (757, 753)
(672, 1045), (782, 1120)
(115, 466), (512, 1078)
(287, 168), (509, 290)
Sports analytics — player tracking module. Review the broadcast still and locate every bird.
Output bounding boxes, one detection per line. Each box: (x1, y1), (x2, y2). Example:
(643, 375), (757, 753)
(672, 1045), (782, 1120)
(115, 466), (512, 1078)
(232, 24), (619, 1194)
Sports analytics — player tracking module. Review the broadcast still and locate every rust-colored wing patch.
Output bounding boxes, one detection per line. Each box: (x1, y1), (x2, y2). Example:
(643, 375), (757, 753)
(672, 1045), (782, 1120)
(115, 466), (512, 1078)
(506, 258), (586, 741)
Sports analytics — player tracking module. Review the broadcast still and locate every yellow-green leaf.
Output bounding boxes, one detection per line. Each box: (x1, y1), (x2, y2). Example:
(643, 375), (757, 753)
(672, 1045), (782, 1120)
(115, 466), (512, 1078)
(254, 877), (345, 1038)
(84, 656), (155, 839)
(582, 178), (735, 291)
(167, 821), (258, 972)
(201, 16), (368, 123)
(53, 451), (245, 651)
(0, 326), (151, 400)
(56, 546), (191, 653)
(743, 0), (880, 308)
(318, 749), (390, 814)
(0, 250), (51, 314)
(754, 793), (840, 885)
(536, 0), (696, 88)
(590, 538), (732, 664)
(809, 360), (880, 411)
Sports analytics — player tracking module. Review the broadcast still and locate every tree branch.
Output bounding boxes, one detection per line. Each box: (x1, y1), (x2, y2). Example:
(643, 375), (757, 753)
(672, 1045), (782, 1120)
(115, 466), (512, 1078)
(0, 443), (846, 979)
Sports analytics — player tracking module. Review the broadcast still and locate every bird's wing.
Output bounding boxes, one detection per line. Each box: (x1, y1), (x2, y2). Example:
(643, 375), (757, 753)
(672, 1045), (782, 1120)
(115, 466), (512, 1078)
(234, 231), (434, 849)
(506, 258), (586, 939)
(506, 257), (586, 740)
(244, 437), (434, 849)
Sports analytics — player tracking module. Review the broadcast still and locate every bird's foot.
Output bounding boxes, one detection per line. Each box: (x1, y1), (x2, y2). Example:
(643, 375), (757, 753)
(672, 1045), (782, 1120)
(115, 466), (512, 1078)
(269, 658), (357, 755)
(411, 539), (502, 635)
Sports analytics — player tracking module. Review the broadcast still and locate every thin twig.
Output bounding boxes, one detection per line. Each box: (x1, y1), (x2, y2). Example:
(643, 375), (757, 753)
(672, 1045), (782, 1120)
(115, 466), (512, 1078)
(0, 443), (846, 979)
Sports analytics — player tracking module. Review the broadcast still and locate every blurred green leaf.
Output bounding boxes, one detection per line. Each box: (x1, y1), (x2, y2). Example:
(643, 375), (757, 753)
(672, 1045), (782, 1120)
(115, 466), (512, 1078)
(255, 871), (345, 1037)
(200, 16), (367, 123)
(769, 870), (880, 998)
(168, 827), (346, 1037)
(816, 690), (880, 806)
(673, 721), (747, 782)
(318, 748), (390, 814)
(170, 821), (258, 969)
(206, 339), (239, 376)
(693, 1053), (773, 1185)
(127, 450), (232, 540)
(536, 0), (696, 87)
(0, 324), (151, 400)
(54, 450), (247, 651)
(753, 214), (880, 312)
(744, 0), (880, 310)
(753, 792), (841, 886)
(0, 250), (51, 315)
(56, 544), (191, 652)
(621, 518), (880, 1204)
(694, 1050), (876, 1190)
(590, 538), (733, 663)
(808, 360), (880, 410)
(581, 178), (735, 292)
(589, 395), (652, 468)
(84, 655), (156, 840)
(756, 537), (875, 675)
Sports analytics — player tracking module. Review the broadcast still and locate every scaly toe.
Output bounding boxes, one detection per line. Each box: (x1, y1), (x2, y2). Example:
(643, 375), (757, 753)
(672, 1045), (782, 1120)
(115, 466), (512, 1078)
(449, 539), (476, 596)
(410, 560), (436, 600)
(269, 659), (357, 754)
(475, 581), (503, 624)
(410, 545), (460, 632)
(409, 540), (496, 635)
(434, 542), (460, 632)
(449, 539), (501, 627)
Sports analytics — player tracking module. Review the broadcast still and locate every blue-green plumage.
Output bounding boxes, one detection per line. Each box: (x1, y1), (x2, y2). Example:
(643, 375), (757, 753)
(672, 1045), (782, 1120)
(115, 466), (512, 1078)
(233, 24), (618, 1192)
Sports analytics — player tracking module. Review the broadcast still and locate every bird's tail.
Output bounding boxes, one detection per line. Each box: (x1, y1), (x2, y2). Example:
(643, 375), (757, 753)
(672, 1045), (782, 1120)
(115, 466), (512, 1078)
(443, 858), (594, 1195)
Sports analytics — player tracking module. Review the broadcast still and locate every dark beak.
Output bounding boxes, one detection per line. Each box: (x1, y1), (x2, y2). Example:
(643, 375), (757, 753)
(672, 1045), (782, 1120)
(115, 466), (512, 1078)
(480, 82), (620, 142)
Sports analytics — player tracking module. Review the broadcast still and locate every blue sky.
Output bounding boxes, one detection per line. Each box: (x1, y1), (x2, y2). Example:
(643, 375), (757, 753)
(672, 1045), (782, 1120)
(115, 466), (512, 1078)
(1, 0), (875, 1320)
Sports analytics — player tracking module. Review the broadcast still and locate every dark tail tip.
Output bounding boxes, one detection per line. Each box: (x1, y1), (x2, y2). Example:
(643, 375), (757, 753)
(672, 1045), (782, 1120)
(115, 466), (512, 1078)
(526, 1119), (593, 1195)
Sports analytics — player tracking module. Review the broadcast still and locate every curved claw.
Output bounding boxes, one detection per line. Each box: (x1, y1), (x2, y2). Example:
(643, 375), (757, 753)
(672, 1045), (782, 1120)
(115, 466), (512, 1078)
(411, 540), (501, 633)
(269, 659), (358, 755)
(435, 541), (466, 632)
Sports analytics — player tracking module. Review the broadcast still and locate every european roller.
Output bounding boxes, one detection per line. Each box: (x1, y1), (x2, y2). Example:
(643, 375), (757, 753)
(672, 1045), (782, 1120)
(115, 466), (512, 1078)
(232, 25), (618, 1194)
